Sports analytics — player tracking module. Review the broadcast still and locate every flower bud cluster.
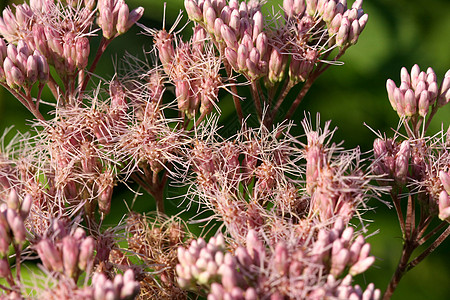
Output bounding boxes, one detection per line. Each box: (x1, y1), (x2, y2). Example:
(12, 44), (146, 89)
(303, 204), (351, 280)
(185, 0), (268, 80)
(0, 1), (92, 76)
(372, 138), (411, 185)
(386, 65), (450, 117)
(311, 218), (375, 277)
(176, 234), (227, 288)
(0, 39), (48, 90)
(91, 269), (140, 300)
(0, 190), (31, 284)
(0, 0), (143, 78)
(97, 0), (144, 39)
(177, 226), (378, 299)
(35, 227), (95, 279)
(309, 274), (380, 300)
(0, 190), (31, 256)
(0, 3), (33, 43)
(285, 0), (368, 48)
(177, 232), (260, 299)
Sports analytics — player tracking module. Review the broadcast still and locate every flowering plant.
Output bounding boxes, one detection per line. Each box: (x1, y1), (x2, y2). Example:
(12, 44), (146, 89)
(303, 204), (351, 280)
(0, 0), (449, 299)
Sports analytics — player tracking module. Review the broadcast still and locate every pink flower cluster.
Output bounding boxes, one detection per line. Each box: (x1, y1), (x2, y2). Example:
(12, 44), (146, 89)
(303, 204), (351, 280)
(177, 220), (379, 299)
(386, 64), (450, 117)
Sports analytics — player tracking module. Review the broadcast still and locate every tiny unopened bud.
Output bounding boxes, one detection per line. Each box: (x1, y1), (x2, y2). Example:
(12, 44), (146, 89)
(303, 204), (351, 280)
(221, 24), (237, 49)
(7, 189), (19, 210)
(75, 37), (90, 69)
(336, 18), (349, 47)
(116, 2), (130, 34)
(440, 171), (450, 195)
(6, 209), (26, 244)
(62, 236), (79, 278)
(36, 54), (49, 82)
(185, 0), (203, 21)
(403, 89), (416, 116)
(36, 239), (63, 272)
(125, 7), (144, 32)
(78, 236), (95, 271)
(418, 90), (430, 117)
(439, 191), (450, 222)
(225, 47), (238, 70)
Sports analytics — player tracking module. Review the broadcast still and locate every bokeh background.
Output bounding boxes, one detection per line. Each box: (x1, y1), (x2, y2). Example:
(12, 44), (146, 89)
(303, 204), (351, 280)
(1, 0), (450, 299)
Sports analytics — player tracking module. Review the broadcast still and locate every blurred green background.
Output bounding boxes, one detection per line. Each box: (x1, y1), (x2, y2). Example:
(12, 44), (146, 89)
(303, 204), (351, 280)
(1, 0), (450, 299)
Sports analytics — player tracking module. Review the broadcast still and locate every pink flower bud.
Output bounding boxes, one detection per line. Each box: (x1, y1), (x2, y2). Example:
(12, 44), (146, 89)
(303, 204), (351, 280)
(373, 138), (387, 159)
(403, 89), (416, 116)
(252, 11), (263, 41)
(350, 256), (375, 275)
(7, 189), (19, 210)
(349, 235), (365, 264)
(400, 66), (410, 84)
(410, 64), (420, 88)
(246, 57), (259, 79)
(428, 81), (438, 101)
(75, 37), (90, 69)
(36, 239), (63, 272)
(393, 87), (405, 116)
(268, 48), (285, 83)
(328, 13), (343, 37)
(220, 264), (238, 290)
(62, 236), (79, 278)
(229, 9), (240, 33)
(176, 80), (191, 111)
(438, 190), (450, 222)
(26, 55), (38, 84)
(6, 44), (18, 65)
(439, 171), (450, 195)
(249, 47), (260, 65)
(32, 25), (50, 58)
(10, 66), (24, 88)
(0, 39), (6, 61)
(17, 40), (30, 57)
(220, 6), (232, 25)
(359, 12), (369, 30)
(204, 7), (217, 33)
(323, 0), (336, 23)
(35, 53), (49, 82)
(125, 7), (144, 33)
(78, 236), (95, 271)
(274, 242), (289, 275)
(239, 1), (248, 17)
(336, 18), (349, 47)
(255, 32), (267, 58)
(306, 0), (318, 16)
(116, 2), (130, 34)
(418, 90), (430, 117)
(185, 0), (203, 21)
(440, 76), (450, 101)
(210, 282), (225, 298)
(394, 141), (410, 184)
(221, 24), (237, 49)
(99, 1), (115, 39)
(214, 17), (225, 41)
(349, 19), (360, 45)
(414, 80), (426, 98)
(331, 248), (350, 276)
(225, 47), (238, 70)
